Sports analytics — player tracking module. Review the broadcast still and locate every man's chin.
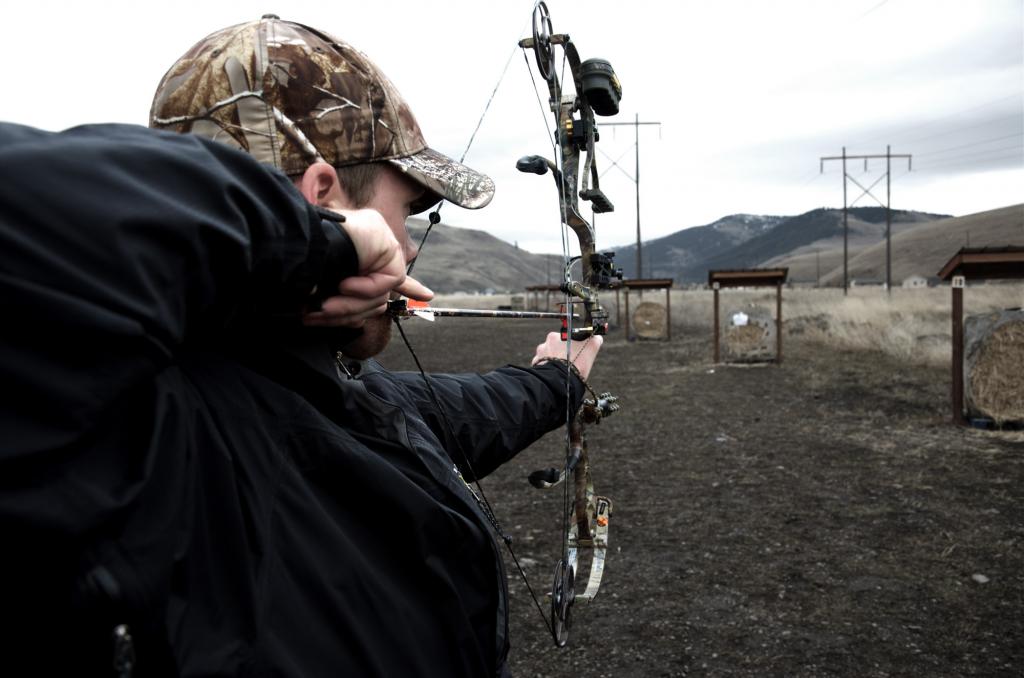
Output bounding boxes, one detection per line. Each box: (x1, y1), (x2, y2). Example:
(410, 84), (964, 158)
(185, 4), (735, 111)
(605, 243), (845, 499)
(340, 316), (392, 360)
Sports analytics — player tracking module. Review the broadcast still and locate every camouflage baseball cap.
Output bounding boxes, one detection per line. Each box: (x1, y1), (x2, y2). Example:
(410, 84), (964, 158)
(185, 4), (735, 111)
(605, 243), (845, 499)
(150, 15), (493, 212)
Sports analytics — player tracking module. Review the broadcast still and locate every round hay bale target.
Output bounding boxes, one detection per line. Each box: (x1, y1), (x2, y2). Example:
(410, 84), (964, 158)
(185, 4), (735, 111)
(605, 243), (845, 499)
(722, 307), (776, 362)
(965, 309), (1024, 424)
(632, 301), (668, 340)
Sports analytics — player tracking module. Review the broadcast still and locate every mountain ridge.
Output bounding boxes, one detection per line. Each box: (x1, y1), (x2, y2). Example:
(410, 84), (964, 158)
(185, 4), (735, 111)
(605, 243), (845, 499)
(400, 205), (1021, 293)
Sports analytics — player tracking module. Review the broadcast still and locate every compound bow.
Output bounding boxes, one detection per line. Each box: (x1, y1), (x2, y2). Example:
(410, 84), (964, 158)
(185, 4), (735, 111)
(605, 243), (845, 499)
(392, 0), (623, 649)
(514, 0), (623, 646)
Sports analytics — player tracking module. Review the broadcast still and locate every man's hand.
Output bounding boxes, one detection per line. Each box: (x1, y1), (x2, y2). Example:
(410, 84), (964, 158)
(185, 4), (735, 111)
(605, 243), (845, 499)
(531, 332), (603, 381)
(303, 209), (432, 327)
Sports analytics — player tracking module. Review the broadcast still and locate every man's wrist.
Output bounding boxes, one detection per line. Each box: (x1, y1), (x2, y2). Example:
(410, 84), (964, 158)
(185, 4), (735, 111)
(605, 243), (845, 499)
(534, 357), (585, 384)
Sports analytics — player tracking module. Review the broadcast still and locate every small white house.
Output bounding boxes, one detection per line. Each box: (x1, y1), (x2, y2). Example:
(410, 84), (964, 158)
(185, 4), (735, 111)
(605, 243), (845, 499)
(902, 275), (928, 289)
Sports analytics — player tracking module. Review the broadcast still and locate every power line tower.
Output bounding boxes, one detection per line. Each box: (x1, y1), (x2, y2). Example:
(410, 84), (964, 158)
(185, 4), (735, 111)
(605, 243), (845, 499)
(820, 146), (912, 295)
(597, 114), (662, 279)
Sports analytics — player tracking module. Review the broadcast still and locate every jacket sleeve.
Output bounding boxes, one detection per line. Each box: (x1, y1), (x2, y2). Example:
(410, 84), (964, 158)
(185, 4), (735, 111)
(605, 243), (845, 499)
(0, 122), (356, 456)
(384, 363), (586, 480)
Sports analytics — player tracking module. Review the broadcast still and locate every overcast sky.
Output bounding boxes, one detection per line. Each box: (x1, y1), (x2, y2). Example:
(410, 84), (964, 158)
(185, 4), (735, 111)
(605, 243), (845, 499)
(3, 0), (1021, 254)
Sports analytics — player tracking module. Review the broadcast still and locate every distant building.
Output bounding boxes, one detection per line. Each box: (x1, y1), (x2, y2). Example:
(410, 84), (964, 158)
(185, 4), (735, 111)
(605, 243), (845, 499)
(850, 278), (885, 288)
(902, 275), (928, 289)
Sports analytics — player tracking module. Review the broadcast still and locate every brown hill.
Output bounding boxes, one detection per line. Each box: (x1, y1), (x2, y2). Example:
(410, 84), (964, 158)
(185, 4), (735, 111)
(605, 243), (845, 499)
(704, 207), (945, 282)
(405, 218), (561, 294)
(813, 204), (1024, 285)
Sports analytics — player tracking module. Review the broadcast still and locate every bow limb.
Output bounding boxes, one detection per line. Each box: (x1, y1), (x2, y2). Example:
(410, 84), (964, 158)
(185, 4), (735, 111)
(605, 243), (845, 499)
(569, 420), (611, 602)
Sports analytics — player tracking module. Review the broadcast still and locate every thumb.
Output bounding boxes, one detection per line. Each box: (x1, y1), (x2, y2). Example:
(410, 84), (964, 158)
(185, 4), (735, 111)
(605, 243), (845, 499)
(395, 275), (434, 302)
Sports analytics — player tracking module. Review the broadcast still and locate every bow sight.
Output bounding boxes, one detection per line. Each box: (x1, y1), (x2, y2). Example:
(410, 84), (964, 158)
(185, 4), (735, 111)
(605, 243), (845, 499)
(579, 58), (621, 117)
(518, 4), (621, 221)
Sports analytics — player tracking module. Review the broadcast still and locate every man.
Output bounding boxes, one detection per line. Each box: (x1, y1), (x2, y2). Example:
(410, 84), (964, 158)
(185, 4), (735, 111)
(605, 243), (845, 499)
(0, 15), (600, 677)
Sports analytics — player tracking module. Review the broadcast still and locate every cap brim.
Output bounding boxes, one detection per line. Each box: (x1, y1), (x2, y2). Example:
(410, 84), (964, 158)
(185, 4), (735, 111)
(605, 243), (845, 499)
(390, 148), (495, 214)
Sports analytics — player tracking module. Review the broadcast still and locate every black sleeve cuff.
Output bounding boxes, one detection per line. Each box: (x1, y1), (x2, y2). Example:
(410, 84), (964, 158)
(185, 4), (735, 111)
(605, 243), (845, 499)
(311, 208), (359, 308)
(527, 361), (587, 416)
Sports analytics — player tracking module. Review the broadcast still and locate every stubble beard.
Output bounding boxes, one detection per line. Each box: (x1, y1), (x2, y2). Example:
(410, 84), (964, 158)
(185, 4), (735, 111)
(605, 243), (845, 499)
(339, 314), (393, 360)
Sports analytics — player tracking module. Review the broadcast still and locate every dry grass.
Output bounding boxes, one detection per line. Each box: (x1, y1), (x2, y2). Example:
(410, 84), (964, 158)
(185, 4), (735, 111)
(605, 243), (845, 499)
(429, 292), (515, 310)
(435, 284), (1024, 366)
(662, 285), (1024, 366)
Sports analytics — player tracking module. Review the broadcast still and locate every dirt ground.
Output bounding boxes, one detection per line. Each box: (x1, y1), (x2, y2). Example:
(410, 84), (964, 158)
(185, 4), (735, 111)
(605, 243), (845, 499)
(378, 314), (1023, 678)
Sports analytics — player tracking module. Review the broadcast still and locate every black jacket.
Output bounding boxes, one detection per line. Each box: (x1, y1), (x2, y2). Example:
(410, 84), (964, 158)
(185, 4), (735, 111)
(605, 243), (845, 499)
(0, 123), (583, 676)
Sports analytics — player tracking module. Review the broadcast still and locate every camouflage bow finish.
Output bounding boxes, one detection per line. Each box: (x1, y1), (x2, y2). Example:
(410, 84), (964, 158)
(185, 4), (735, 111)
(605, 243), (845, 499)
(518, 1), (622, 647)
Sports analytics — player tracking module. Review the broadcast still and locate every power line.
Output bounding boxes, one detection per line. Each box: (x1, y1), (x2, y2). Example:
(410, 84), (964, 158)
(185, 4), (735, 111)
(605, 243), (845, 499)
(856, 0), (890, 20)
(852, 93), (1022, 147)
(915, 143), (1023, 165)
(795, 170), (826, 187)
(897, 113), (1024, 146)
(915, 131), (1024, 157)
(915, 148), (1023, 171)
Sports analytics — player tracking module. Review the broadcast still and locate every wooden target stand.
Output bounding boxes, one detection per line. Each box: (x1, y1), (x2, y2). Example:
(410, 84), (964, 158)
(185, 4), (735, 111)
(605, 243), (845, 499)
(709, 268), (789, 364)
(937, 246), (1024, 426)
(620, 279), (674, 340)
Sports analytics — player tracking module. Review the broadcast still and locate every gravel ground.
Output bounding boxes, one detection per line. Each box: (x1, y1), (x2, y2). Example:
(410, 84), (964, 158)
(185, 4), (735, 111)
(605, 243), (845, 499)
(378, 314), (1023, 678)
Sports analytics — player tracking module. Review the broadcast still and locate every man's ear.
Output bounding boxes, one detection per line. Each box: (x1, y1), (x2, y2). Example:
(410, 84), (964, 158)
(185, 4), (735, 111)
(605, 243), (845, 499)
(297, 161), (352, 209)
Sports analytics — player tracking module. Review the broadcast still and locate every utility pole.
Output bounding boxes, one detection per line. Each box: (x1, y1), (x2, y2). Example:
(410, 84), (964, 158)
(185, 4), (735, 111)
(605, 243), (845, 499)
(821, 147), (912, 296)
(886, 145), (891, 296)
(636, 114), (641, 279)
(598, 115), (662, 280)
(842, 147), (848, 294)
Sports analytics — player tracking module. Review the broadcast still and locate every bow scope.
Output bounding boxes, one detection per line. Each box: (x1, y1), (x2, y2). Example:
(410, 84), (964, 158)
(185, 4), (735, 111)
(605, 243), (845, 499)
(580, 59), (621, 117)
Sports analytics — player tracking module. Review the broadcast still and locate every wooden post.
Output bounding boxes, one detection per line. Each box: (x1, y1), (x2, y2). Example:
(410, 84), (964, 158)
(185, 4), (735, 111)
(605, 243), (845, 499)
(713, 283), (720, 363)
(624, 287), (631, 340)
(665, 286), (672, 341)
(776, 282), (783, 364)
(615, 287), (621, 327)
(951, 276), (966, 425)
